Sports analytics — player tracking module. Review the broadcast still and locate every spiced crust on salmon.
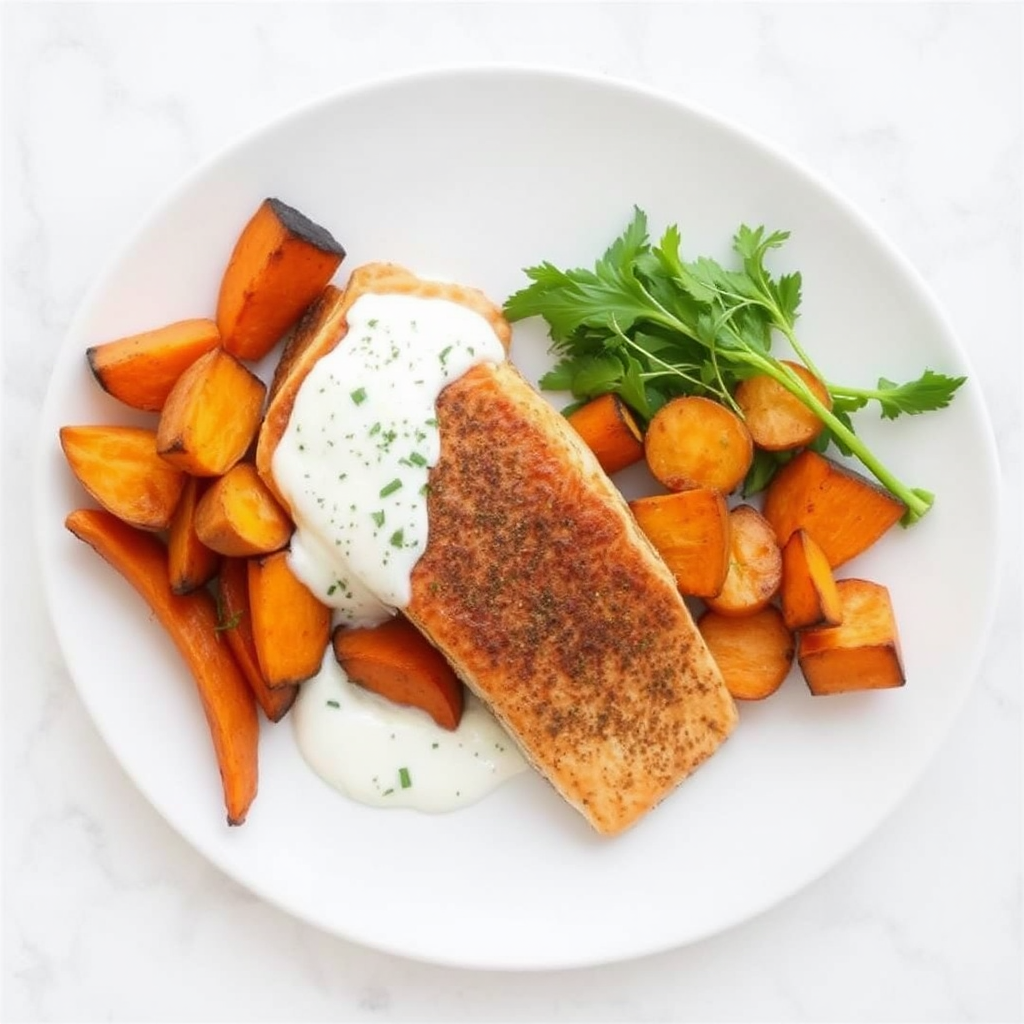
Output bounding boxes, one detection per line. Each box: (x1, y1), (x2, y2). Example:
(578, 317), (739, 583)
(258, 264), (737, 835)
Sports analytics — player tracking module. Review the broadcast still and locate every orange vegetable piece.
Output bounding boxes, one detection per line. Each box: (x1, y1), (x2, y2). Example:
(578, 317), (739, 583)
(333, 616), (463, 730)
(167, 475), (221, 594)
(248, 551), (331, 687)
(216, 558), (298, 722)
(734, 360), (832, 451)
(65, 509), (259, 825)
(86, 318), (221, 412)
(797, 579), (905, 695)
(155, 347), (266, 477)
(60, 425), (186, 531)
(704, 504), (782, 617)
(644, 395), (753, 493)
(629, 488), (730, 598)
(217, 197), (346, 362)
(193, 463), (292, 557)
(779, 529), (843, 631)
(698, 606), (794, 701)
(566, 393), (645, 474)
(762, 449), (906, 568)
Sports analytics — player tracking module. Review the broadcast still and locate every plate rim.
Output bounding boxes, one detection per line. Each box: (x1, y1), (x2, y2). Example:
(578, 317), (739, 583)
(33, 63), (1004, 971)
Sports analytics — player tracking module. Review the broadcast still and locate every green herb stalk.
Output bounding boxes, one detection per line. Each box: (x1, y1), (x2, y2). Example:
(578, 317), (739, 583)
(504, 208), (965, 524)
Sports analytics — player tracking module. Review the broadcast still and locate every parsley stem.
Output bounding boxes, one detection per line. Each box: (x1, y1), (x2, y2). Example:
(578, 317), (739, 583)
(744, 355), (933, 524)
(775, 321), (825, 383)
(618, 330), (723, 400)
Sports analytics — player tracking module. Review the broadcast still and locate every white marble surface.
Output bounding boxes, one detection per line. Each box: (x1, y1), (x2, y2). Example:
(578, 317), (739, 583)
(2, 2), (1021, 1021)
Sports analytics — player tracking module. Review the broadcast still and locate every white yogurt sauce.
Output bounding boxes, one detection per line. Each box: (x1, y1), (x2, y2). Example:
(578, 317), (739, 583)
(273, 290), (522, 812)
(294, 650), (527, 811)
(273, 291), (506, 627)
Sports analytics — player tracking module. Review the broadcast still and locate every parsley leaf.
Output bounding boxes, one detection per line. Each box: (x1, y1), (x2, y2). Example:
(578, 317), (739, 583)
(504, 209), (967, 524)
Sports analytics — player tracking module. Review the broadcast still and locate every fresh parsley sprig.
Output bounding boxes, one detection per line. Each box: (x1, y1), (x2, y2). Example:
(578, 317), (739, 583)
(504, 208), (965, 524)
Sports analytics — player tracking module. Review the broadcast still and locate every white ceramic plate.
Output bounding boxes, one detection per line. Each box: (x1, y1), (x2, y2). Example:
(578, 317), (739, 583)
(36, 67), (999, 970)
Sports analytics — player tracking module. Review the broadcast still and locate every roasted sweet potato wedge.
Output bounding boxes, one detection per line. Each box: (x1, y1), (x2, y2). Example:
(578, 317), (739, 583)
(698, 606), (794, 701)
(248, 551), (331, 687)
(60, 425), (186, 531)
(628, 488), (730, 598)
(217, 198), (346, 362)
(86, 318), (221, 412)
(704, 504), (782, 617)
(193, 462), (292, 557)
(779, 528), (843, 631)
(566, 393), (645, 475)
(333, 616), (464, 730)
(216, 558), (298, 722)
(155, 347), (266, 477)
(798, 578), (905, 695)
(65, 508), (259, 825)
(167, 475), (221, 594)
(762, 450), (906, 568)
(734, 360), (832, 451)
(644, 395), (753, 494)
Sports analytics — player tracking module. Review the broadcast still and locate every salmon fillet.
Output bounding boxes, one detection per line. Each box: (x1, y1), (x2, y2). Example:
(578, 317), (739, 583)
(258, 264), (738, 835)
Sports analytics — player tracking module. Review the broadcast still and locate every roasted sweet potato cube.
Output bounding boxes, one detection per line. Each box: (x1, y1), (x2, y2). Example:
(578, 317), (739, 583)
(194, 463), (292, 557)
(762, 450), (906, 568)
(217, 198), (346, 362)
(156, 348), (266, 476)
(248, 551), (331, 687)
(629, 489), (730, 598)
(798, 578), (905, 695)
(567, 393), (645, 475)
(60, 425), (186, 531)
(779, 528), (843, 631)
(86, 318), (221, 412)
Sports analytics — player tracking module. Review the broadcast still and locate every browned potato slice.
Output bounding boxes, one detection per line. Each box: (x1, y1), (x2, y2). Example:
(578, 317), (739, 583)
(699, 606), (794, 700)
(704, 504), (782, 617)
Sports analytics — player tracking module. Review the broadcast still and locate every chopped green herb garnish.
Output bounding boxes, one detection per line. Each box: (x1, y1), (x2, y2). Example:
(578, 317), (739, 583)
(371, 510), (385, 528)
(326, 699), (340, 709)
(350, 387), (367, 405)
(389, 528), (405, 548)
(369, 422), (382, 436)
(439, 345), (453, 365)
(379, 478), (402, 498)
(213, 594), (243, 633)
(399, 767), (412, 789)
(408, 451), (427, 467)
